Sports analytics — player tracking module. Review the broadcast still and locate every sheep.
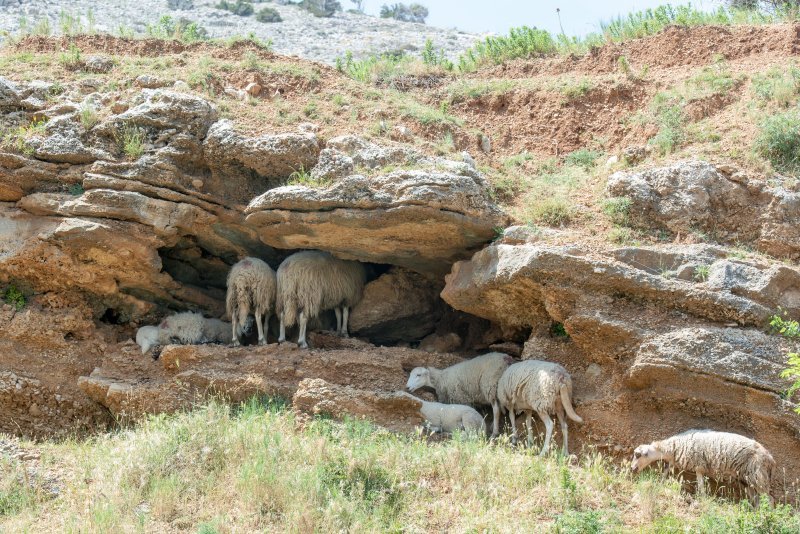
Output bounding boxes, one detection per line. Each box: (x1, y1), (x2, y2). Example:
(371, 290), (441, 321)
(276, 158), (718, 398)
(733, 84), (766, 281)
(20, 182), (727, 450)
(631, 429), (775, 504)
(226, 257), (277, 346)
(135, 312), (232, 354)
(276, 250), (366, 349)
(496, 360), (583, 456)
(406, 352), (513, 438)
(399, 391), (486, 436)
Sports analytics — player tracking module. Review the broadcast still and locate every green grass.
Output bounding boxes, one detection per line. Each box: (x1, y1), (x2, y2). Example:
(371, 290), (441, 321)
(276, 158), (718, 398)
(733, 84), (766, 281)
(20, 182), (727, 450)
(2, 398), (799, 532)
(2, 284), (26, 310)
(602, 196), (633, 226)
(286, 166), (331, 188)
(754, 110), (800, 175)
(752, 66), (800, 108)
(649, 93), (686, 155)
(118, 124), (146, 160)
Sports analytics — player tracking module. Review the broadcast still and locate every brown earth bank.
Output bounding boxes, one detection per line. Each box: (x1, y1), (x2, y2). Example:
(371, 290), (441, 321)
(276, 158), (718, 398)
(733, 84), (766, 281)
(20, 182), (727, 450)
(1, 27), (800, 503)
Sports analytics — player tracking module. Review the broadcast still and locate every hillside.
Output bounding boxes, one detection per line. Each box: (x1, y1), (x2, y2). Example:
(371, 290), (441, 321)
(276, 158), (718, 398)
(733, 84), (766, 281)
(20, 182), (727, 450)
(1, 6), (800, 532)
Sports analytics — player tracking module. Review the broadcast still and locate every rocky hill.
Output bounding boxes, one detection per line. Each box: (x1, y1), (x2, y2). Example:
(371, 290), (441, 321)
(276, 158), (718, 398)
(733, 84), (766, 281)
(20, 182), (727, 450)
(0, 0), (478, 63)
(1, 13), (799, 511)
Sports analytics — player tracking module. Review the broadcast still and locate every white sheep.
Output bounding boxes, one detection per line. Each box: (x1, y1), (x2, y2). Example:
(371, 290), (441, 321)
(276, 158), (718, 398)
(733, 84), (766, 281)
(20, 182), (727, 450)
(631, 429), (775, 504)
(399, 391), (486, 436)
(497, 360), (583, 455)
(226, 257), (277, 346)
(135, 311), (232, 354)
(406, 352), (513, 438)
(276, 250), (366, 349)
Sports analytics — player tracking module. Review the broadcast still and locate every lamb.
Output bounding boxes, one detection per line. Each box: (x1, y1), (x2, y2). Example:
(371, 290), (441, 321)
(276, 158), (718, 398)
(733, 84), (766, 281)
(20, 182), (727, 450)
(399, 391), (486, 436)
(496, 360), (583, 456)
(276, 250), (366, 349)
(226, 257), (277, 346)
(135, 311), (232, 354)
(631, 429), (775, 504)
(405, 352), (513, 438)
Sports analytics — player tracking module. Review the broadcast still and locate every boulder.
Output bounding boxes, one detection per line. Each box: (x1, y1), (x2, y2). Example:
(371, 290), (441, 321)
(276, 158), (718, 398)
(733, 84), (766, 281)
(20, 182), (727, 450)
(246, 169), (507, 274)
(607, 160), (800, 260)
(0, 76), (20, 109)
(349, 267), (442, 343)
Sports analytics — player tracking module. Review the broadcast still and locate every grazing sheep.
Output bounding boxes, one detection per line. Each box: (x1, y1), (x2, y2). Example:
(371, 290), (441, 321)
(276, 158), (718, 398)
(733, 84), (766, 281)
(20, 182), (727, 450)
(406, 352), (513, 438)
(226, 257), (277, 346)
(136, 312), (232, 355)
(276, 250), (366, 349)
(631, 429), (775, 504)
(497, 360), (583, 455)
(399, 391), (486, 436)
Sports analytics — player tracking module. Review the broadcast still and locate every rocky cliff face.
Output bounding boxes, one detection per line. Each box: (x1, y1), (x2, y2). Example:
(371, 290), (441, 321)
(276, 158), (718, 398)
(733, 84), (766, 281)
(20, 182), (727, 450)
(1, 34), (800, 501)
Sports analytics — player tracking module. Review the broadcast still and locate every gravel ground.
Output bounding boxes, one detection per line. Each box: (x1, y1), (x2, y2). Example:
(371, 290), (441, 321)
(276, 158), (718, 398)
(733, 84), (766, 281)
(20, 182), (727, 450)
(0, 0), (480, 64)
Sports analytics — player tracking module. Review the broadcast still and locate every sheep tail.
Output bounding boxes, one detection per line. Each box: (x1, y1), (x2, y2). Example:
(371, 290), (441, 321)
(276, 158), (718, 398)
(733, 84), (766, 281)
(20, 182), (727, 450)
(560, 384), (583, 423)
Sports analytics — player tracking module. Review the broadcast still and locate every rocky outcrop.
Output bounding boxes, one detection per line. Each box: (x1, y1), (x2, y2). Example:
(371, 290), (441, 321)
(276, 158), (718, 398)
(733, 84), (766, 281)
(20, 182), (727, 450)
(292, 378), (424, 432)
(350, 267), (443, 344)
(442, 241), (800, 495)
(607, 160), (800, 260)
(246, 168), (507, 274)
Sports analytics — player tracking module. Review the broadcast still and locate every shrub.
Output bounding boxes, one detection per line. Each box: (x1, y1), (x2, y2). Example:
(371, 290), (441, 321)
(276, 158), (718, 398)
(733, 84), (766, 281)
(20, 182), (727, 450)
(754, 110), (800, 174)
(300, 0), (342, 17)
(522, 196), (574, 227)
(565, 148), (602, 169)
(216, 0), (254, 16)
(649, 95), (685, 155)
(118, 124), (146, 159)
(146, 15), (208, 42)
(2, 284), (26, 310)
(772, 312), (800, 410)
(380, 3), (429, 23)
(752, 66), (800, 107)
(79, 105), (98, 129)
(602, 196), (632, 225)
(256, 7), (282, 23)
(58, 43), (82, 70)
(458, 26), (556, 71)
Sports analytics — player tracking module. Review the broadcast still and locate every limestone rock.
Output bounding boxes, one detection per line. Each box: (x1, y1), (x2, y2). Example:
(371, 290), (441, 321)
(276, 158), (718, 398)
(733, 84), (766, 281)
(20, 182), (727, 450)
(246, 169), (507, 274)
(418, 332), (462, 353)
(202, 119), (320, 200)
(349, 267), (443, 343)
(83, 56), (115, 73)
(0, 76), (20, 109)
(310, 148), (353, 183)
(292, 378), (424, 432)
(98, 89), (218, 138)
(607, 160), (800, 260)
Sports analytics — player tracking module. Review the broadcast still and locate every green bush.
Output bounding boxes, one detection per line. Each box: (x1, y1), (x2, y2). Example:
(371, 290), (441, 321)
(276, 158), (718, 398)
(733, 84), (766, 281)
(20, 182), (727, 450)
(565, 148), (602, 169)
(650, 96), (685, 155)
(754, 110), (800, 174)
(216, 0), (254, 16)
(3, 285), (26, 310)
(146, 15), (208, 42)
(380, 3), (428, 23)
(256, 7), (282, 23)
(301, 0), (342, 17)
(602, 196), (632, 226)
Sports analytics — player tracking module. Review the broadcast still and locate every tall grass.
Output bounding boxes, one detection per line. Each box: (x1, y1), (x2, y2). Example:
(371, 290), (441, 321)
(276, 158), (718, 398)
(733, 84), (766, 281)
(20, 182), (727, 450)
(2, 398), (799, 532)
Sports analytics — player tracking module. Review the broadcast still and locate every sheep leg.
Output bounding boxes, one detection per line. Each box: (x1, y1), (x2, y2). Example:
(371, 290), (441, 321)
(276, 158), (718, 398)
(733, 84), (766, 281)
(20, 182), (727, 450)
(696, 472), (706, 496)
(298, 311), (308, 349)
(558, 411), (569, 456)
(278, 314), (286, 343)
(334, 308), (342, 335)
(526, 412), (534, 449)
(255, 311), (266, 346)
(537, 410), (553, 457)
(231, 313), (240, 347)
(490, 399), (501, 439)
(508, 407), (518, 446)
(342, 307), (350, 338)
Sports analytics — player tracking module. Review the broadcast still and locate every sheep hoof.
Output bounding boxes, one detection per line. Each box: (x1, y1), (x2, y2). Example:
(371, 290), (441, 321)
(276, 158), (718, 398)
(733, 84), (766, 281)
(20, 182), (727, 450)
(232, 341), (241, 348)
(258, 339), (267, 346)
(299, 342), (309, 349)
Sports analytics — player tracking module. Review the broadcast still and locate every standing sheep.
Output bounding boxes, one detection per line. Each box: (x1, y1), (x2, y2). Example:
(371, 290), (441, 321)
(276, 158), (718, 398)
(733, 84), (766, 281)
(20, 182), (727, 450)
(226, 257), (277, 346)
(406, 352), (513, 438)
(399, 391), (486, 436)
(276, 250), (366, 349)
(497, 360), (583, 455)
(135, 311), (232, 354)
(631, 429), (775, 504)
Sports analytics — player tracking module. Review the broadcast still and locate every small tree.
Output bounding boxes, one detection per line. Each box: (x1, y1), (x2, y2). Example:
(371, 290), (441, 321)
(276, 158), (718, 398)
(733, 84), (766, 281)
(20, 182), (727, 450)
(301, 0), (342, 17)
(380, 3), (429, 23)
(350, 0), (365, 12)
(772, 313), (800, 413)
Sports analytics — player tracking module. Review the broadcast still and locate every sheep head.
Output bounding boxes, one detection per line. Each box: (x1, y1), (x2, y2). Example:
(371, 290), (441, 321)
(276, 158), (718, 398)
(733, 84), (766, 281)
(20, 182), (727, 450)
(631, 443), (662, 473)
(406, 367), (432, 392)
(135, 326), (159, 355)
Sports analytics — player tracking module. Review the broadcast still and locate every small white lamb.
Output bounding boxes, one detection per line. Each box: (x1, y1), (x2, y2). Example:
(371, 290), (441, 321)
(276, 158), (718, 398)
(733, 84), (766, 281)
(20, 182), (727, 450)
(399, 391), (486, 436)
(631, 429), (775, 504)
(136, 311), (232, 354)
(497, 360), (583, 455)
(406, 352), (513, 438)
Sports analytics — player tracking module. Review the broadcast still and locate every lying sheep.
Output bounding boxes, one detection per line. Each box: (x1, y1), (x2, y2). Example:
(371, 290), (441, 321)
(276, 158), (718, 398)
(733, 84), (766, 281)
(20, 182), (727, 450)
(399, 391), (486, 436)
(497, 360), (582, 455)
(406, 352), (513, 438)
(276, 250), (366, 349)
(631, 429), (775, 504)
(136, 311), (232, 354)
(226, 257), (277, 346)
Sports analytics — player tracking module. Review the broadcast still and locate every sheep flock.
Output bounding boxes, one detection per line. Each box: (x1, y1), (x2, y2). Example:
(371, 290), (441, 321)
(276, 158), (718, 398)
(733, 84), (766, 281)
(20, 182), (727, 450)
(133, 248), (779, 504)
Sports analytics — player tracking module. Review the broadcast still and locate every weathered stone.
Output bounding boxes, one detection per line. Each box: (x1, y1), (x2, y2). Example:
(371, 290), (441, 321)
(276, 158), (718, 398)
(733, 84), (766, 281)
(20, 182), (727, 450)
(84, 56), (115, 73)
(310, 148), (353, 183)
(607, 160), (800, 260)
(0, 76), (20, 109)
(293, 378), (424, 432)
(134, 74), (166, 88)
(418, 332), (462, 353)
(246, 170), (507, 274)
(350, 267), (442, 343)
(628, 326), (796, 394)
(202, 120), (320, 201)
(98, 89), (218, 138)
